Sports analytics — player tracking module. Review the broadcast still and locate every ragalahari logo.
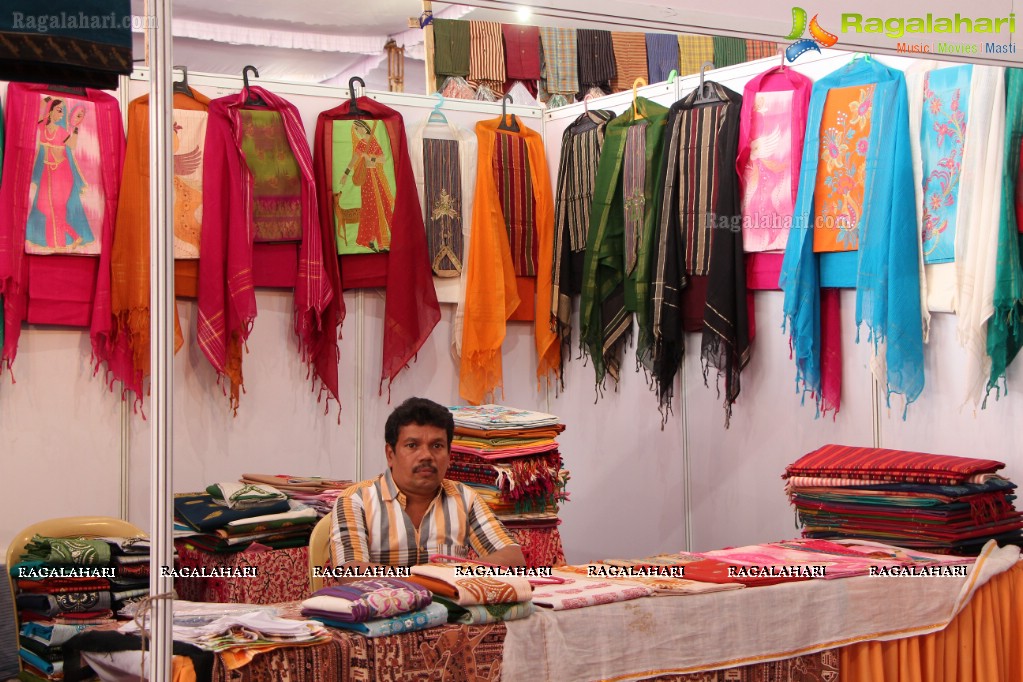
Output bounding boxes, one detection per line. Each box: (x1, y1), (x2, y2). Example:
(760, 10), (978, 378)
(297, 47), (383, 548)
(784, 7), (839, 62)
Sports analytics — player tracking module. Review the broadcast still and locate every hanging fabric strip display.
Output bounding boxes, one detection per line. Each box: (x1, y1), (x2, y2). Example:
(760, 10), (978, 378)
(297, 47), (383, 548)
(908, 63), (1004, 410)
(745, 40), (779, 61)
(460, 117), (556, 404)
(781, 57), (924, 417)
(314, 96), (439, 394)
(576, 29), (616, 92)
(197, 86), (341, 412)
(678, 35), (714, 76)
(712, 37), (747, 69)
(106, 90), (209, 402)
(469, 20), (506, 98)
(581, 97), (669, 390)
(423, 138), (465, 277)
(493, 133), (538, 278)
(652, 81), (748, 425)
(539, 27), (580, 97)
(552, 109), (614, 370)
(610, 33), (648, 92)
(502, 24), (541, 97)
(0, 83), (124, 376)
(645, 34), (679, 84)
(409, 116), (477, 359)
(432, 19), (471, 91)
(985, 68), (1023, 402)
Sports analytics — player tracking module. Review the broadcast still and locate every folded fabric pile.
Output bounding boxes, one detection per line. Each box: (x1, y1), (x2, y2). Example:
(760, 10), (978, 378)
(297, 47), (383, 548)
(173, 483), (317, 552)
(448, 405), (570, 565)
(301, 578), (446, 637)
(409, 564), (535, 624)
(531, 570), (654, 610)
(12, 535), (151, 680)
(784, 444), (1023, 555)
(240, 474), (353, 518)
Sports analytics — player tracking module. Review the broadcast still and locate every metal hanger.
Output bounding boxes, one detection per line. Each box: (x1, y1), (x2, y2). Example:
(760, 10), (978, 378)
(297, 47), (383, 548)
(694, 61), (719, 103)
(349, 76), (367, 116)
(497, 94), (519, 132)
(172, 65), (195, 99)
(632, 77), (648, 120)
(242, 65), (268, 106)
(427, 92), (448, 125)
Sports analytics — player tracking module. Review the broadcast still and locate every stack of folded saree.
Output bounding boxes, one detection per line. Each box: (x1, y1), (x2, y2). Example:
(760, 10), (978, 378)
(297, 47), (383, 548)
(447, 405), (570, 565)
(784, 445), (1023, 555)
(240, 474), (353, 517)
(173, 484), (318, 552)
(408, 564), (534, 623)
(301, 578), (447, 637)
(11, 535), (151, 680)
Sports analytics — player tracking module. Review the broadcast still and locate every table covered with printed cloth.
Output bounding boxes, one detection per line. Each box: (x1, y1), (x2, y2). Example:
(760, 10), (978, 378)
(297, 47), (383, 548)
(174, 542), (310, 605)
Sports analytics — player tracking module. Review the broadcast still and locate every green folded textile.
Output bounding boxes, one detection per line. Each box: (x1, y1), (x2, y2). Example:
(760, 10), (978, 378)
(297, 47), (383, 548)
(435, 597), (535, 624)
(21, 535), (111, 566)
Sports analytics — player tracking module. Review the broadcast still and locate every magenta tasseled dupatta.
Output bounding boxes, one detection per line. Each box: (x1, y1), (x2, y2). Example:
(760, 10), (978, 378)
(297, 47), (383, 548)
(199, 86), (343, 412)
(313, 97), (439, 394)
(0, 83), (124, 375)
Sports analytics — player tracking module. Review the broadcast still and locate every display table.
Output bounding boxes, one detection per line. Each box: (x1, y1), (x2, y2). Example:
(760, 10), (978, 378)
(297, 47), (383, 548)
(174, 542), (311, 604)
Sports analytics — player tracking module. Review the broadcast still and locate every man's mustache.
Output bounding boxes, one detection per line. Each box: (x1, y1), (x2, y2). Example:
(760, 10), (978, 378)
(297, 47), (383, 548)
(414, 463), (437, 473)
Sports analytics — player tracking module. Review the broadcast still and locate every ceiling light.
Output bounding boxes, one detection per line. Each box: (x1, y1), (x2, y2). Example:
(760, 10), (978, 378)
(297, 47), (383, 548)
(516, 6), (531, 21)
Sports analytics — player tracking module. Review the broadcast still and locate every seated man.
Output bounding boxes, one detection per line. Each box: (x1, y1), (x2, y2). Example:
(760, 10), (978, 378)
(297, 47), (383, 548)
(331, 396), (526, 568)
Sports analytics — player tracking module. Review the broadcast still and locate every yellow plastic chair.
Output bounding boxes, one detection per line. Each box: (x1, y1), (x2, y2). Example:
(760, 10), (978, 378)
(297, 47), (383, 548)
(307, 514), (333, 593)
(6, 516), (147, 676)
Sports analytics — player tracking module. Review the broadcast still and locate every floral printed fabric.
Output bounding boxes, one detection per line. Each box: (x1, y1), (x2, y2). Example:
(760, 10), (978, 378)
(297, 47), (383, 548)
(920, 65), (971, 264)
(813, 84), (875, 252)
(301, 579), (433, 623)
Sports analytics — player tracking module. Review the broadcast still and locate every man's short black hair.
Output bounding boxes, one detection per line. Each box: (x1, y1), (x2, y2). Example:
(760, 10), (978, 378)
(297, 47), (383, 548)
(384, 397), (454, 448)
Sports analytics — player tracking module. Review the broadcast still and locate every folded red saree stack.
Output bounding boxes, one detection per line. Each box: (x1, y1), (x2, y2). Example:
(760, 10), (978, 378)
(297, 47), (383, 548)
(784, 444), (1023, 554)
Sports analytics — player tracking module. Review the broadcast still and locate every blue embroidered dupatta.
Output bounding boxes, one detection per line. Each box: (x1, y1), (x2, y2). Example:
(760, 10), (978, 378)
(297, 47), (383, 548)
(780, 57), (924, 412)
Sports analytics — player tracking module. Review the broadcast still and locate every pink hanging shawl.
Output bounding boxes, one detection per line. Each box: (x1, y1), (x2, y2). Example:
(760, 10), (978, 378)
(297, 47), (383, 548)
(198, 86), (342, 412)
(0, 83), (124, 376)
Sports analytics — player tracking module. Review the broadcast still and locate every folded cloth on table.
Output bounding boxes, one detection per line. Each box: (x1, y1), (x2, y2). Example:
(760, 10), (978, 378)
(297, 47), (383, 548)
(22, 536), (112, 566)
(310, 601), (448, 637)
(435, 597), (535, 623)
(120, 610), (326, 647)
(207, 482), (288, 509)
(17, 591), (112, 617)
(20, 621), (91, 647)
(180, 528), (311, 553)
(174, 494), (291, 531)
(18, 648), (62, 677)
(784, 445), (1004, 484)
(222, 501), (317, 533)
(409, 564), (533, 605)
(19, 636), (62, 663)
(785, 473), (1008, 489)
(531, 572), (653, 610)
(98, 536), (151, 555)
(300, 578), (433, 623)
(562, 563), (744, 595)
(449, 405), (561, 430)
(17, 576), (111, 593)
(240, 473), (353, 493)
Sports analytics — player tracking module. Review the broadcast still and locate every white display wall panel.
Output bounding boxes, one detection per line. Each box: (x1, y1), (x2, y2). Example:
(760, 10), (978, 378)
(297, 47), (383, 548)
(0, 327), (123, 552)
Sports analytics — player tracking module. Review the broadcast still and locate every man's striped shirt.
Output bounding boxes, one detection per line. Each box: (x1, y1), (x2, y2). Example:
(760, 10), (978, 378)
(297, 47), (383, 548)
(331, 470), (517, 566)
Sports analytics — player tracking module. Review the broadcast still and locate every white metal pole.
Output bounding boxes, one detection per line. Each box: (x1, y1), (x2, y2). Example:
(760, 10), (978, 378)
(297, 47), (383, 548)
(355, 290), (365, 481)
(147, 0), (174, 679)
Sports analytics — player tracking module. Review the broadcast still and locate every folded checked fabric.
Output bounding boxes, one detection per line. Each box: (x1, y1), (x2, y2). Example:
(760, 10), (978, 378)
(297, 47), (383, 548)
(17, 591), (112, 617)
(408, 564), (533, 605)
(300, 578), (433, 623)
(207, 482), (288, 509)
(22, 536), (112, 566)
(531, 572), (653, 609)
(174, 494), (291, 531)
(784, 445), (1004, 484)
(435, 596), (535, 623)
(309, 601), (448, 637)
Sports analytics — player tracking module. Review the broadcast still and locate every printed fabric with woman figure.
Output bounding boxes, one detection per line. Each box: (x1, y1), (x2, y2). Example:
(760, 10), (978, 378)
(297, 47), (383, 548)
(25, 95), (102, 255)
